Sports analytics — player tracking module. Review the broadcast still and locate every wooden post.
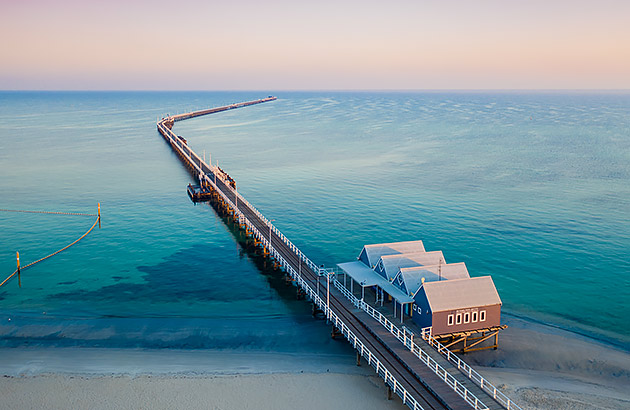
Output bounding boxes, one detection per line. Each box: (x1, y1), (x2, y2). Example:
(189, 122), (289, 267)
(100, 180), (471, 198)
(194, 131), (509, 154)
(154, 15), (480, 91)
(17, 251), (21, 288)
(356, 351), (361, 366)
(387, 385), (393, 400)
(97, 203), (101, 229)
(296, 287), (305, 300)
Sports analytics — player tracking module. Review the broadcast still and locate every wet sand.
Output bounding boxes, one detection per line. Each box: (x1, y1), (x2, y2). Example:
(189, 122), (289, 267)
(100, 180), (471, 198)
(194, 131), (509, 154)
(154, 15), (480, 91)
(470, 315), (630, 409)
(0, 350), (405, 410)
(1, 316), (629, 410)
(0, 372), (405, 410)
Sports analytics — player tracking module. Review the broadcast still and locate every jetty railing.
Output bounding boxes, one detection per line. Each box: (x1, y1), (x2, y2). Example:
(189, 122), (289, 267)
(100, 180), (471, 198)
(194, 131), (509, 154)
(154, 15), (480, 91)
(333, 269), (520, 410)
(158, 119), (428, 410)
(333, 276), (490, 410)
(157, 103), (522, 410)
(420, 328), (521, 410)
(285, 263), (427, 410)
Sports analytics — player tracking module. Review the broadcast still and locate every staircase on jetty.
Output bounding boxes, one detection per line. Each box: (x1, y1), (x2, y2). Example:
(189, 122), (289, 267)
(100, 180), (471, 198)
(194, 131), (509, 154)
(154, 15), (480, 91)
(156, 98), (522, 410)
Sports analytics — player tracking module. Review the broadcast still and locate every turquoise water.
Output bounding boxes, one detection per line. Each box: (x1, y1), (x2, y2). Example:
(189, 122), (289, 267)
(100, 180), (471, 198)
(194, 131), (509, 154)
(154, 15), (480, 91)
(1, 91), (629, 351)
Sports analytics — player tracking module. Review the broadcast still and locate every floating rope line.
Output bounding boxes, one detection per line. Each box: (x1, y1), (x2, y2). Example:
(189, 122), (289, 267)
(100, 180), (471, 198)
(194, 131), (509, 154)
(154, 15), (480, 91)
(0, 205), (101, 289)
(0, 209), (97, 217)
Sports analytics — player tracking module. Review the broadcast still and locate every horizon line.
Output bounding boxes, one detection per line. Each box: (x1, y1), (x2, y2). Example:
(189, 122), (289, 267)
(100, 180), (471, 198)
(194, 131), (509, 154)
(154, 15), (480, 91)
(2, 88), (630, 93)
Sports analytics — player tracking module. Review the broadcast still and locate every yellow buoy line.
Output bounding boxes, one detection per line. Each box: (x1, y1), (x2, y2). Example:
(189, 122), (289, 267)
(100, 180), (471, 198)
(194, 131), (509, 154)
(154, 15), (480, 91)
(0, 209), (97, 217)
(0, 203), (101, 289)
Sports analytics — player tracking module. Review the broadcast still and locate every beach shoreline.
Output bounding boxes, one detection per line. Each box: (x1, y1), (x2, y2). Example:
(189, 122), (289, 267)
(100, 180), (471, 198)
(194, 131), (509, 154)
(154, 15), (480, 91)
(469, 315), (630, 409)
(0, 372), (405, 410)
(0, 349), (407, 410)
(1, 315), (629, 410)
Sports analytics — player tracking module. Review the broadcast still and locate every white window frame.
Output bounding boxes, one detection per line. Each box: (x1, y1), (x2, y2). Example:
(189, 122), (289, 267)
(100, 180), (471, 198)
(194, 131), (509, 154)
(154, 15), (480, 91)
(472, 311), (478, 323)
(455, 313), (462, 325)
(480, 310), (486, 322)
(464, 312), (470, 324)
(447, 314), (454, 326)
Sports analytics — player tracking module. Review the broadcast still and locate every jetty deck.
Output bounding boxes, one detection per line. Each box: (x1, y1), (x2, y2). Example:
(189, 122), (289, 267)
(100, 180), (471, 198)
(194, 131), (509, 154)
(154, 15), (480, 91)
(157, 98), (521, 410)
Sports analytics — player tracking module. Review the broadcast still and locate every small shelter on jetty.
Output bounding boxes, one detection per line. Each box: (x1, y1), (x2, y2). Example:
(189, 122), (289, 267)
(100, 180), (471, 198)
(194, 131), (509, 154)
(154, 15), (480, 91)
(338, 240), (506, 352)
(337, 260), (414, 307)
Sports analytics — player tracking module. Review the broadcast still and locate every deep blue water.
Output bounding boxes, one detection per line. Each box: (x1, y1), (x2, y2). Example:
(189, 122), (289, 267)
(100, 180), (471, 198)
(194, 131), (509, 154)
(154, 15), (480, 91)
(1, 91), (629, 351)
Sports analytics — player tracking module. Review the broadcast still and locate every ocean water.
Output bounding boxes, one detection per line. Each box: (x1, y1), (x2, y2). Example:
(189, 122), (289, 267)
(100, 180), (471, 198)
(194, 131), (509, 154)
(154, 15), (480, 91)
(1, 91), (629, 352)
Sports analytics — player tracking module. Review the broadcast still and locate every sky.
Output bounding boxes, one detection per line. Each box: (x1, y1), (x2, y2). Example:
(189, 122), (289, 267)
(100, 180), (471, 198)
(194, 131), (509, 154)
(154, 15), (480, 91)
(1, 0), (629, 90)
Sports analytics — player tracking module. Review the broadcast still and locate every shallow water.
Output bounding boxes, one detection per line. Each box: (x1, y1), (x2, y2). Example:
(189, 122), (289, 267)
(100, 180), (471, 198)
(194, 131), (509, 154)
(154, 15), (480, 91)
(1, 91), (629, 350)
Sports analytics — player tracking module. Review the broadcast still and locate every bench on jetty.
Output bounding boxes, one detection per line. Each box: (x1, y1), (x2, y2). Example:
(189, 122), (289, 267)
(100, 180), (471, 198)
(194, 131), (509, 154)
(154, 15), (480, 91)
(156, 97), (522, 410)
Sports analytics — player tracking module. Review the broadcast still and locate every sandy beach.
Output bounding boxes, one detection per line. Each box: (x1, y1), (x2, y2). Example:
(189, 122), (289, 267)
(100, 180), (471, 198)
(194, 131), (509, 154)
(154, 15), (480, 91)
(0, 350), (405, 410)
(1, 316), (629, 410)
(0, 373), (405, 410)
(470, 315), (630, 409)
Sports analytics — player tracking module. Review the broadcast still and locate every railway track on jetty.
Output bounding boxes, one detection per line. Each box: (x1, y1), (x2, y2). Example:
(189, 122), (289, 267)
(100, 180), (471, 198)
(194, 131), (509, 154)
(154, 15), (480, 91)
(157, 97), (520, 410)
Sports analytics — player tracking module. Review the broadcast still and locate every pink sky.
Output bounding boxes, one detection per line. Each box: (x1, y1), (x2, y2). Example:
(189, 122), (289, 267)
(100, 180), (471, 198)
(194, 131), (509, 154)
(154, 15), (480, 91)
(2, 0), (629, 90)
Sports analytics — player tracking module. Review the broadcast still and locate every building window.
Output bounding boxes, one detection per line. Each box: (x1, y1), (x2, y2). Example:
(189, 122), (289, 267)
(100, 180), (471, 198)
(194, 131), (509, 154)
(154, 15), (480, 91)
(472, 311), (478, 323)
(448, 314), (454, 326)
(480, 310), (486, 322)
(456, 313), (462, 325)
(464, 312), (470, 324)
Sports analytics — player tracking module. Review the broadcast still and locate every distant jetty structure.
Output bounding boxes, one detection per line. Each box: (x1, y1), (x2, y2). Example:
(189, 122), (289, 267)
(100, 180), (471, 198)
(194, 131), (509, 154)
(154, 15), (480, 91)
(157, 97), (521, 410)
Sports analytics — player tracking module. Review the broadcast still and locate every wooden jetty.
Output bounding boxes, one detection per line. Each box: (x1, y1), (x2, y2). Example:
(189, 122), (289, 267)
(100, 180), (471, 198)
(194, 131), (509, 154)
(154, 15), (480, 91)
(156, 98), (522, 410)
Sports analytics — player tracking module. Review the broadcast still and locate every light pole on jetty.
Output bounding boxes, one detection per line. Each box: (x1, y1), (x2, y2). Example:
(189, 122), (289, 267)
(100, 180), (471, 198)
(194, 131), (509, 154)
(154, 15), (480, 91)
(327, 270), (330, 320)
(318, 265), (331, 321)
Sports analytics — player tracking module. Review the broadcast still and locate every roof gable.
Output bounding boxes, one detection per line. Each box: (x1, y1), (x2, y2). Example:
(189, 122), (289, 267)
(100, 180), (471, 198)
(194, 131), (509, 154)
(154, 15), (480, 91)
(394, 262), (470, 296)
(378, 251), (445, 280)
(421, 276), (502, 312)
(358, 240), (425, 268)
(404, 262), (468, 283)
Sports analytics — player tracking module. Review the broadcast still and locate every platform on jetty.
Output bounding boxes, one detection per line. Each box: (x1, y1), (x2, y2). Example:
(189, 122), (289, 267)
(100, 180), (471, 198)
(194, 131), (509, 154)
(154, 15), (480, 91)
(156, 98), (522, 410)
(187, 184), (213, 202)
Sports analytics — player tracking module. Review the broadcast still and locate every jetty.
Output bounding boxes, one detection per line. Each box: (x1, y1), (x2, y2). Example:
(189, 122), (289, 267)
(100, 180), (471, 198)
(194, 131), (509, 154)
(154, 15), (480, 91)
(157, 98), (521, 410)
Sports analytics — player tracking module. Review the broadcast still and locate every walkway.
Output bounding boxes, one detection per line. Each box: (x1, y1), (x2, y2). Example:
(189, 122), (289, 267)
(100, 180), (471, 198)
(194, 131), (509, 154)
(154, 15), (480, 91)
(156, 98), (521, 410)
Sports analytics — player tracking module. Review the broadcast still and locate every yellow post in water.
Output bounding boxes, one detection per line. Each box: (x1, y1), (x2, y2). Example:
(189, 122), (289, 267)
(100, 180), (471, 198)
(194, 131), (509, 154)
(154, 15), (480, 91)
(16, 251), (21, 288)
(98, 202), (101, 229)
